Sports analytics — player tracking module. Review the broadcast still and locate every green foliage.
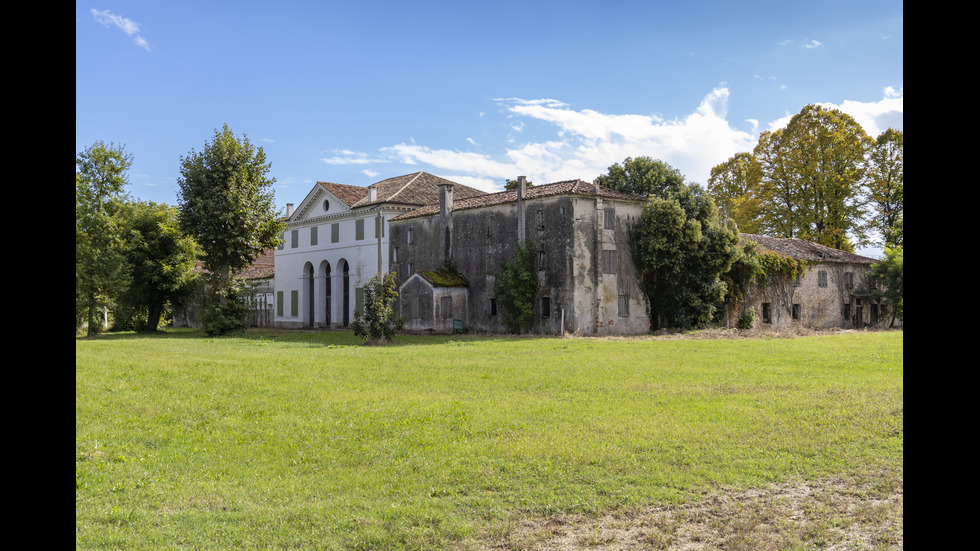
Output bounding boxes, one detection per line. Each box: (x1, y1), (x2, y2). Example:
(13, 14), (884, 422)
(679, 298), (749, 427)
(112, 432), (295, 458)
(627, 177), (739, 330)
(721, 239), (810, 323)
(177, 124), (285, 282)
(503, 178), (534, 190)
(201, 279), (252, 336)
(494, 238), (537, 333)
(866, 129), (903, 248)
(869, 246), (903, 326)
(707, 152), (762, 233)
(116, 201), (200, 332)
(595, 156), (686, 197)
(76, 141), (133, 336)
(736, 304), (757, 330)
(351, 272), (403, 343)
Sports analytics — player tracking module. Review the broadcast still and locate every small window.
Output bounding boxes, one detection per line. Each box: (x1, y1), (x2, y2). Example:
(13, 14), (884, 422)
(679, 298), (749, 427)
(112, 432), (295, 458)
(844, 272), (854, 289)
(323, 199), (330, 212)
(792, 304), (801, 320)
(762, 303), (771, 324)
(536, 209), (545, 230)
(618, 294), (630, 318)
(355, 219), (364, 241)
(291, 229), (299, 248)
(489, 298), (497, 316)
(602, 250), (616, 274)
(843, 303), (851, 321)
(441, 296), (453, 319)
(331, 223), (339, 243)
(393, 247), (398, 262)
(310, 226), (318, 246)
(537, 250), (546, 271)
(818, 270), (828, 288)
(792, 272), (802, 287)
(604, 208), (615, 230)
(407, 262), (414, 274)
(541, 296), (551, 318)
(407, 228), (414, 244)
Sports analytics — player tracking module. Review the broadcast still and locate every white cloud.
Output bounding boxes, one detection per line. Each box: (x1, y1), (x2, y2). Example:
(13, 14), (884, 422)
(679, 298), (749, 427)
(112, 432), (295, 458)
(91, 9), (150, 51)
(321, 150), (390, 165)
(766, 88), (904, 137)
(804, 40), (823, 49)
(362, 169), (379, 178)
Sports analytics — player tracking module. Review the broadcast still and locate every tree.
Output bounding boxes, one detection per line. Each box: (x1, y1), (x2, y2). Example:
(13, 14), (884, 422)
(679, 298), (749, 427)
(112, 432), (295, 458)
(868, 246), (903, 327)
(351, 272), (403, 344)
(177, 124), (285, 334)
(865, 128), (903, 248)
(595, 156), (686, 197)
(504, 178), (534, 190)
(115, 201), (200, 332)
(756, 105), (872, 251)
(76, 141), (132, 336)
(494, 238), (537, 333)
(707, 152), (762, 233)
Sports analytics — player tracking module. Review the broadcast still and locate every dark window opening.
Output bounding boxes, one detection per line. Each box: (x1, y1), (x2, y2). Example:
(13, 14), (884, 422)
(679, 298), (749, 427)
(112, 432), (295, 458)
(541, 296), (551, 318)
(762, 303), (772, 324)
(792, 304), (801, 320)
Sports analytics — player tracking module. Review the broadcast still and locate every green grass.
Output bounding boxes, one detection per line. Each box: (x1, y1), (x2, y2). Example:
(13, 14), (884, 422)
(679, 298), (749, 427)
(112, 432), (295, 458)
(76, 329), (903, 550)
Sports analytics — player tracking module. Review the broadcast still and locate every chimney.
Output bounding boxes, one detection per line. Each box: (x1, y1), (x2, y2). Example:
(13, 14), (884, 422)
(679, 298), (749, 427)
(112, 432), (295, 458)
(368, 185), (377, 202)
(286, 203), (294, 218)
(516, 176), (526, 243)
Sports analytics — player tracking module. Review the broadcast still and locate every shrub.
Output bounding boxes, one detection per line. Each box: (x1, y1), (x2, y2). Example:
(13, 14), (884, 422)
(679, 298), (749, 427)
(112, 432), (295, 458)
(351, 272), (403, 344)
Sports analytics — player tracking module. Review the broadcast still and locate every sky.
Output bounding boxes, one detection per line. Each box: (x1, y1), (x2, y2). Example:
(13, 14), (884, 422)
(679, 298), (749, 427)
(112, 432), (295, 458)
(76, 1), (902, 255)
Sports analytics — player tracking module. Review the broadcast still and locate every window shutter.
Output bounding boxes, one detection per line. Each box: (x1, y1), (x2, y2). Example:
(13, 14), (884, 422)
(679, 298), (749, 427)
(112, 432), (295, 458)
(310, 226), (318, 246)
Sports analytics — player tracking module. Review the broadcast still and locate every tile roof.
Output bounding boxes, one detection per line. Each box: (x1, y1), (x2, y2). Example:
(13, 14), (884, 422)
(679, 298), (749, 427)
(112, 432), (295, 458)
(739, 233), (876, 264)
(390, 179), (645, 221)
(315, 182), (370, 206)
(356, 172), (487, 208)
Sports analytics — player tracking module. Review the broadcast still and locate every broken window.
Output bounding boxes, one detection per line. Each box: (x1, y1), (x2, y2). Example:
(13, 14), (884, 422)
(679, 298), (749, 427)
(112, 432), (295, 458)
(818, 270), (828, 287)
(844, 272), (854, 289)
(604, 208), (615, 230)
(536, 209), (545, 230)
(762, 303), (772, 324)
(537, 250), (546, 271)
(618, 294), (630, 318)
(489, 298), (497, 316)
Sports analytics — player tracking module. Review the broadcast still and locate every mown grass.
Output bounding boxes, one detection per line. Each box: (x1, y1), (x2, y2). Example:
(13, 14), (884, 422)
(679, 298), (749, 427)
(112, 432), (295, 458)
(76, 329), (903, 550)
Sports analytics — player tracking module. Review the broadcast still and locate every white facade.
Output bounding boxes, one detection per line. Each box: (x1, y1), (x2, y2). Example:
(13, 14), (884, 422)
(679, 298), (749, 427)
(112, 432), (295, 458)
(273, 172), (486, 328)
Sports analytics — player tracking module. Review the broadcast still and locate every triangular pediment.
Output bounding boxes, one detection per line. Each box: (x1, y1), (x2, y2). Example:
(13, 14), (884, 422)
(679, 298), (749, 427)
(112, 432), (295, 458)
(289, 182), (368, 223)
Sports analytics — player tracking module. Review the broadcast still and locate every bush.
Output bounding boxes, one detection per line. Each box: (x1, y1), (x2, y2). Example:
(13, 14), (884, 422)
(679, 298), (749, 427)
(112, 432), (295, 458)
(351, 272), (403, 344)
(201, 280), (251, 336)
(737, 306), (757, 330)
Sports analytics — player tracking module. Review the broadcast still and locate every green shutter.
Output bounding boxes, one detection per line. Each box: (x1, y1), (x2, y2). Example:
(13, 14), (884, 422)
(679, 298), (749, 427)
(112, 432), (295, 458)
(291, 229), (299, 248)
(355, 219), (364, 241)
(277, 291), (284, 317)
(331, 223), (339, 243)
(310, 226), (318, 246)
(290, 290), (298, 317)
(355, 287), (364, 313)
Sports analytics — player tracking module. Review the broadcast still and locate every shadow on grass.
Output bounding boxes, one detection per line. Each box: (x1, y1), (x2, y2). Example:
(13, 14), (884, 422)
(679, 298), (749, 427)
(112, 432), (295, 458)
(75, 327), (548, 348)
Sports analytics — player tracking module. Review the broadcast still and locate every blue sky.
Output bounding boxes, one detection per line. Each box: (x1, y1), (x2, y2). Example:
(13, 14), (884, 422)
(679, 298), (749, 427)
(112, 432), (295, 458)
(77, 0), (902, 240)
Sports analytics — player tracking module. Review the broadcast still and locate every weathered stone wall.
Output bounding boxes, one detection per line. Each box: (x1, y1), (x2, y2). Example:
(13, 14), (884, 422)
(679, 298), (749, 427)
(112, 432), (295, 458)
(389, 192), (649, 335)
(754, 262), (889, 329)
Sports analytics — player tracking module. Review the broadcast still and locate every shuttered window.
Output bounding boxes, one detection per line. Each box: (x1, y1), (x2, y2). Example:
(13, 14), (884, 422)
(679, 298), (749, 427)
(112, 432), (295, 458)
(310, 226), (318, 246)
(331, 223), (339, 243)
(355, 219), (364, 241)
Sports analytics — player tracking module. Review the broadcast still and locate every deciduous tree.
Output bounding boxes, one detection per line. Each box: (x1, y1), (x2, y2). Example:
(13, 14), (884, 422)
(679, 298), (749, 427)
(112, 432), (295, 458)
(76, 141), (132, 336)
(707, 152), (762, 233)
(116, 201), (199, 332)
(595, 156), (686, 197)
(865, 128), (903, 248)
(177, 124), (285, 334)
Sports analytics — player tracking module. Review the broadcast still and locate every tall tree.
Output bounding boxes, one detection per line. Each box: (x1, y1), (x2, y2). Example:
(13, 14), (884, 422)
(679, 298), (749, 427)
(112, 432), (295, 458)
(760, 105), (872, 251)
(868, 246), (903, 327)
(116, 201), (200, 332)
(865, 128), (903, 248)
(707, 152), (762, 233)
(595, 156), (686, 197)
(177, 124), (285, 334)
(76, 141), (132, 336)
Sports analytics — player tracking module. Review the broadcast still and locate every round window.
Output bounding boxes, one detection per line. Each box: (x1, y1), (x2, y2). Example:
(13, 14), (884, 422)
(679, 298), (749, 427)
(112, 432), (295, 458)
(323, 199), (330, 211)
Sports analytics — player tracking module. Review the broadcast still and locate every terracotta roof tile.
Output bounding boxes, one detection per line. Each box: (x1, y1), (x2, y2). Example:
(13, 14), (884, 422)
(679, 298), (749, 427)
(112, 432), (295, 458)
(316, 182), (370, 206)
(352, 171), (487, 208)
(391, 180), (644, 221)
(739, 233), (876, 264)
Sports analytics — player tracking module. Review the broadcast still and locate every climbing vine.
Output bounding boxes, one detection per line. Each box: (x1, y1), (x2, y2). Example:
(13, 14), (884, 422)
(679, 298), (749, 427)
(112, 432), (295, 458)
(494, 238), (537, 333)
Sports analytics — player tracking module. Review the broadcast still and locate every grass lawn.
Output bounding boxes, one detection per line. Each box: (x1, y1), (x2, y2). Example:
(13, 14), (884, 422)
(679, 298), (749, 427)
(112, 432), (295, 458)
(76, 329), (903, 550)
